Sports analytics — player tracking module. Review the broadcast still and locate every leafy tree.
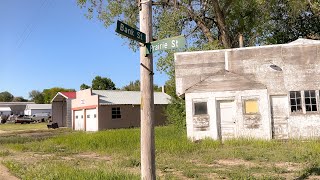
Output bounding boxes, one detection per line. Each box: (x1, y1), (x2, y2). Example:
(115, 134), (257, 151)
(29, 90), (45, 104)
(12, 96), (28, 102)
(0, 91), (14, 102)
(80, 83), (91, 90)
(92, 76), (116, 90)
(266, 0), (320, 44)
(121, 80), (162, 92)
(42, 87), (75, 104)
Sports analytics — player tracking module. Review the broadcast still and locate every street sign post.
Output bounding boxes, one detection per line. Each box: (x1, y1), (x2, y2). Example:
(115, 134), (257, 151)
(115, 17), (186, 180)
(146, 35), (186, 54)
(115, 20), (146, 43)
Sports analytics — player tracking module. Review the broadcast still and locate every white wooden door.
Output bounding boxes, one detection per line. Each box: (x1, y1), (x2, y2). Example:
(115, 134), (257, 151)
(85, 109), (98, 131)
(74, 110), (84, 130)
(271, 96), (289, 139)
(218, 100), (236, 140)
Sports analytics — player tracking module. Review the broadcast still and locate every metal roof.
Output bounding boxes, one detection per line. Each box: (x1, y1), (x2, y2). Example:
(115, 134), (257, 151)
(0, 107), (11, 111)
(0, 102), (34, 106)
(25, 104), (52, 110)
(60, 92), (76, 99)
(92, 90), (171, 105)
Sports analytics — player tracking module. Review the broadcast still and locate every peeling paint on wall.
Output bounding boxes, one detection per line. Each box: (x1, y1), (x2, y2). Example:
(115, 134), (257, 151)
(193, 115), (210, 131)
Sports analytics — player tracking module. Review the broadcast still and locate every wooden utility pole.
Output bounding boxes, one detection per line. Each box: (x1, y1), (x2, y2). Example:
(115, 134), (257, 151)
(139, 0), (156, 180)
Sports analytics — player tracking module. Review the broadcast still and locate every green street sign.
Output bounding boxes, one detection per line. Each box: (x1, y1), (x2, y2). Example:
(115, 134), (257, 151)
(146, 35), (186, 54)
(115, 20), (146, 43)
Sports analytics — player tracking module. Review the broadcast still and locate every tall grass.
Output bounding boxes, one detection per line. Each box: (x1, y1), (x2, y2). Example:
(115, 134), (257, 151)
(4, 160), (139, 180)
(3, 126), (320, 179)
(6, 126), (320, 163)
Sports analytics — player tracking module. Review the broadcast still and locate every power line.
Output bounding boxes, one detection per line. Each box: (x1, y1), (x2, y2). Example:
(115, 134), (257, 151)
(15, 0), (53, 50)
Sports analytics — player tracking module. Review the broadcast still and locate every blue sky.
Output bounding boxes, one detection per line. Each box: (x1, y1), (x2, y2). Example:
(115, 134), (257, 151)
(0, 0), (167, 99)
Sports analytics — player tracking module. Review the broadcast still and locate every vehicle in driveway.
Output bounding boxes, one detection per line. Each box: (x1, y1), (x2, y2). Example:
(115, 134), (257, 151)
(15, 115), (35, 124)
(31, 113), (51, 122)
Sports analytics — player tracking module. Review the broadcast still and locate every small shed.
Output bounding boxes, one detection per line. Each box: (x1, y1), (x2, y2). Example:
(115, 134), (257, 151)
(51, 92), (76, 128)
(24, 104), (52, 116)
(0, 107), (12, 116)
(71, 89), (171, 131)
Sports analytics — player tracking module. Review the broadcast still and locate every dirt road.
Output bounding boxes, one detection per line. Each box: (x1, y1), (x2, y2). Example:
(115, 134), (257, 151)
(0, 159), (19, 180)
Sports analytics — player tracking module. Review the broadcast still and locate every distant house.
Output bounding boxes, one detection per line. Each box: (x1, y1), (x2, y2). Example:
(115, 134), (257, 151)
(51, 92), (76, 128)
(71, 89), (171, 131)
(0, 107), (12, 116)
(24, 104), (52, 116)
(175, 38), (320, 140)
(0, 102), (34, 115)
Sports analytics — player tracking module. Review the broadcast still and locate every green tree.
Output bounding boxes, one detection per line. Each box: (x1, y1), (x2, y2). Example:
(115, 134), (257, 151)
(91, 76), (116, 90)
(0, 91), (14, 102)
(42, 87), (75, 104)
(80, 83), (91, 90)
(121, 80), (162, 92)
(77, 0), (319, 129)
(29, 90), (45, 104)
(266, 0), (320, 44)
(12, 96), (28, 102)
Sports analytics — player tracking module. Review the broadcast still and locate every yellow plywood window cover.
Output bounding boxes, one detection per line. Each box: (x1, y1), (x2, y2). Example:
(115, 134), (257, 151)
(245, 100), (259, 114)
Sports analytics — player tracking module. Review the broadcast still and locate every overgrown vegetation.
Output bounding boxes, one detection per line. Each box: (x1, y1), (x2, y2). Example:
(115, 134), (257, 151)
(1, 125), (320, 179)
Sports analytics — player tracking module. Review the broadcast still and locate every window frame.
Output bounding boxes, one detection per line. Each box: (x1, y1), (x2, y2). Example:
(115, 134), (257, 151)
(192, 99), (208, 116)
(289, 90), (319, 115)
(111, 107), (121, 119)
(304, 90), (318, 113)
(289, 91), (303, 113)
(243, 98), (260, 115)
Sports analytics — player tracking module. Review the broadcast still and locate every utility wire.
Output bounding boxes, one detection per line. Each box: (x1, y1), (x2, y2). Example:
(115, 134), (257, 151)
(15, 0), (53, 50)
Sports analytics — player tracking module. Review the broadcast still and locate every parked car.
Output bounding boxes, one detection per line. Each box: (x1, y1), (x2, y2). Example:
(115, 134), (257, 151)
(15, 115), (34, 124)
(31, 113), (51, 122)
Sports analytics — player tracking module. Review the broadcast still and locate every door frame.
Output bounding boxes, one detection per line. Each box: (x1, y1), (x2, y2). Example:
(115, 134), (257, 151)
(270, 95), (289, 139)
(216, 97), (236, 140)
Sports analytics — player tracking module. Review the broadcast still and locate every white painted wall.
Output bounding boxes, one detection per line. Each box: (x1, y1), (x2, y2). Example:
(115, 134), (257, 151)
(185, 89), (272, 141)
(24, 109), (52, 116)
(288, 115), (320, 138)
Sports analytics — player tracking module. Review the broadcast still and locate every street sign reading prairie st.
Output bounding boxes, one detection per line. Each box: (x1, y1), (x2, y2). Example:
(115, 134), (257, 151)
(115, 20), (146, 43)
(146, 35), (186, 54)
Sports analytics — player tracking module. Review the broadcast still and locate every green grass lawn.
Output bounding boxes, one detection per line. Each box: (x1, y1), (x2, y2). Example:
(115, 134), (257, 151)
(0, 123), (48, 131)
(1, 126), (320, 179)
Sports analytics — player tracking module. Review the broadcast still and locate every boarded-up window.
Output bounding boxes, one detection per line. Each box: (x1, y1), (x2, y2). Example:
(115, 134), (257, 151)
(112, 107), (121, 119)
(194, 102), (207, 115)
(305, 90), (317, 112)
(244, 100), (259, 114)
(290, 91), (302, 112)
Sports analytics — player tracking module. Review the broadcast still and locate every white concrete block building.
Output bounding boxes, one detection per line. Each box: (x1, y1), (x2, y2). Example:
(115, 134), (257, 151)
(175, 38), (320, 140)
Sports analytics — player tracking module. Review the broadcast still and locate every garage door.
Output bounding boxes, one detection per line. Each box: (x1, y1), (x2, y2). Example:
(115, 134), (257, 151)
(86, 109), (98, 131)
(74, 110), (85, 130)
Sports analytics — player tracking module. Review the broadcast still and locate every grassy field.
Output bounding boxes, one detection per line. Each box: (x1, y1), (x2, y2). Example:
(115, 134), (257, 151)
(0, 123), (48, 131)
(1, 124), (320, 179)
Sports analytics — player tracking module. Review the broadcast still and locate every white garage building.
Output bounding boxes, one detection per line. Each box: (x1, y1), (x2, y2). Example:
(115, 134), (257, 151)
(72, 89), (170, 131)
(0, 107), (12, 116)
(24, 104), (52, 116)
